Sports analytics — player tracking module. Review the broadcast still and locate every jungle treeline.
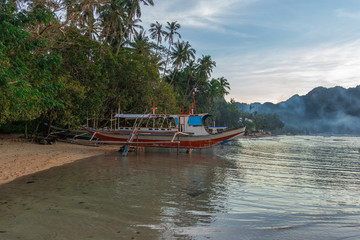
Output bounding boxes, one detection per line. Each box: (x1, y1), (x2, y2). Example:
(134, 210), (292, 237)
(1, 1), (283, 137)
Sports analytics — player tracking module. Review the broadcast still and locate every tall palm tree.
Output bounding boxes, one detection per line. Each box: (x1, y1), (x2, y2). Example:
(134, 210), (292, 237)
(163, 21), (181, 77)
(98, 0), (126, 45)
(116, 0), (154, 55)
(149, 21), (165, 54)
(185, 55), (216, 98)
(197, 55), (216, 80)
(208, 79), (221, 104)
(126, 17), (143, 42)
(183, 60), (199, 101)
(217, 77), (230, 97)
(78, 1), (100, 39)
(169, 40), (196, 85)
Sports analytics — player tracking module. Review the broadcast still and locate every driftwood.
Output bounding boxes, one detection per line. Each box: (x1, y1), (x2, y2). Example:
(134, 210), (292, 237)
(34, 136), (56, 145)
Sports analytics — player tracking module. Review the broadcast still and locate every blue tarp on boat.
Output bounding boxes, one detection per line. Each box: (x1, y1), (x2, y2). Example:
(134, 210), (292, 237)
(188, 116), (202, 126)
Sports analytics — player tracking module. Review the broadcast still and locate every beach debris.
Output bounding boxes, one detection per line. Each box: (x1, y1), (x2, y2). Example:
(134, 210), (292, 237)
(34, 136), (56, 145)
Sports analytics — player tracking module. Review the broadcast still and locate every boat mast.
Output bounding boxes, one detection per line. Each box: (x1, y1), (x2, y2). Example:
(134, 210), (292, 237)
(150, 101), (157, 127)
(117, 101), (121, 130)
(192, 92), (197, 114)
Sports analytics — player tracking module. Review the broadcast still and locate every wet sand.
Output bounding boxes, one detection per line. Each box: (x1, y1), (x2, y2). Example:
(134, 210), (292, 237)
(0, 137), (119, 185)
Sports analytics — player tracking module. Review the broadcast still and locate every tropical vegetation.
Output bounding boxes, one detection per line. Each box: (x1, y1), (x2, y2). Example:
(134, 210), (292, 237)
(0, 0), (268, 137)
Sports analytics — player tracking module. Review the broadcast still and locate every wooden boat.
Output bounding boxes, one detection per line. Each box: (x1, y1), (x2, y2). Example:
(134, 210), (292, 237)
(81, 111), (245, 149)
(50, 126), (101, 143)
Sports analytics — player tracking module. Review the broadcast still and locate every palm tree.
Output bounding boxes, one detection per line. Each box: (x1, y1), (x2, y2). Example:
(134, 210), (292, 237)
(184, 55), (216, 99)
(163, 21), (181, 77)
(207, 79), (221, 104)
(149, 21), (165, 54)
(169, 40), (196, 85)
(116, 0), (154, 55)
(197, 55), (216, 80)
(217, 77), (230, 97)
(128, 29), (150, 54)
(183, 60), (199, 101)
(126, 17), (143, 42)
(78, 1), (99, 39)
(98, 0), (127, 45)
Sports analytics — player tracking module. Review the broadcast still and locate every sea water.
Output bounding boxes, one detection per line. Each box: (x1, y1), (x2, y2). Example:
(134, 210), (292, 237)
(0, 136), (360, 239)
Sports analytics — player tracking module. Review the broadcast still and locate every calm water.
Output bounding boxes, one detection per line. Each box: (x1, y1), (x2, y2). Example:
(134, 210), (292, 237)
(1, 136), (360, 239)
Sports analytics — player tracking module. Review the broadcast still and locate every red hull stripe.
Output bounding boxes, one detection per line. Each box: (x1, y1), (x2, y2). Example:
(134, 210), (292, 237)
(83, 127), (245, 148)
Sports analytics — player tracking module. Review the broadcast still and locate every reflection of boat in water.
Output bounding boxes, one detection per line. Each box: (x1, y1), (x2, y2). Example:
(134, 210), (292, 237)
(82, 111), (245, 149)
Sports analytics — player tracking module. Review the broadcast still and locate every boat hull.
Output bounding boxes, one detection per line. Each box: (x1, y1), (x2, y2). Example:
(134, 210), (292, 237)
(82, 127), (246, 148)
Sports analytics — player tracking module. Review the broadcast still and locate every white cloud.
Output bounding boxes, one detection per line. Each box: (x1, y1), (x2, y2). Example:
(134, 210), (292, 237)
(142, 0), (258, 32)
(141, 1), (360, 104)
(335, 8), (360, 19)
(218, 40), (360, 103)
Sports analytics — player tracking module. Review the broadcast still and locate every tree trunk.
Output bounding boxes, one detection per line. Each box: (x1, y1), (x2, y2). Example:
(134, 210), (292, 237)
(24, 121), (29, 139)
(116, 5), (134, 55)
(109, 32), (116, 46)
(155, 39), (160, 55)
(169, 67), (178, 85)
(32, 117), (43, 139)
(186, 80), (201, 100)
(104, 15), (112, 43)
(47, 113), (54, 134)
(162, 43), (172, 78)
(183, 76), (193, 102)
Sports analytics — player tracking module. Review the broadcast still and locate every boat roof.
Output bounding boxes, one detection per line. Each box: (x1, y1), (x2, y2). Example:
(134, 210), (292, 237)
(114, 113), (209, 119)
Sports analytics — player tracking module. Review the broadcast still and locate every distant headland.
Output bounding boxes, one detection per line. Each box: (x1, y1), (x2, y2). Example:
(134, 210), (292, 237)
(235, 85), (360, 135)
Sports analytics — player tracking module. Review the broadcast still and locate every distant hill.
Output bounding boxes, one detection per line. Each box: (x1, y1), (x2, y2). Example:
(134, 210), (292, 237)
(235, 86), (360, 134)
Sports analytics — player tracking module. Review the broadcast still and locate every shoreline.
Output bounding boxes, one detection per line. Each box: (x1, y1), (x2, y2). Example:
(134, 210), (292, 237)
(0, 138), (119, 186)
(0, 133), (280, 186)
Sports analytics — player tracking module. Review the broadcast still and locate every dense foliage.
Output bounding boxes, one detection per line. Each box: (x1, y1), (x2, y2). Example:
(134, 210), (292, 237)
(1, 1), (243, 136)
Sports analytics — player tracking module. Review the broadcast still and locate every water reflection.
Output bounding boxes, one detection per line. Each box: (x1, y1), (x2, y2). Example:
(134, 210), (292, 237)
(0, 151), (241, 239)
(1, 136), (360, 239)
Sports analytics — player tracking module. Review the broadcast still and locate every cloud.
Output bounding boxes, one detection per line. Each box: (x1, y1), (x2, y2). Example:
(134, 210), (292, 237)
(218, 40), (360, 103)
(142, 0), (259, 33)
(335, 9), (360, 19)
(141, 1), (360, 104)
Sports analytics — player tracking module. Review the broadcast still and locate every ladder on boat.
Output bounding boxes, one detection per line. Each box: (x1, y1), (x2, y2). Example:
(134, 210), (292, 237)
(122, 112), (147, 157)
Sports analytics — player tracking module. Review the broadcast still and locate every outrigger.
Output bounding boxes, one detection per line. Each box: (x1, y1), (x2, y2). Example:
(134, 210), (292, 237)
(81, 101), (245, 155)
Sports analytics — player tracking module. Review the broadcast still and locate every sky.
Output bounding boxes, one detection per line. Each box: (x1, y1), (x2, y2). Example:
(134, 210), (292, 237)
(141, 0), (360, 103)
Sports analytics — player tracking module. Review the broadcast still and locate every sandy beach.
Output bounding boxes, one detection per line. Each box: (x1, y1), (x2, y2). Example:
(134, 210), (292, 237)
(0, 134), (269, 186)
(0, 136), (119, 185)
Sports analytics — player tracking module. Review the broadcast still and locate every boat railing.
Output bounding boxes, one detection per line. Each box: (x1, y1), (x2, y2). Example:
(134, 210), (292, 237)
(113, 126), (178, 132)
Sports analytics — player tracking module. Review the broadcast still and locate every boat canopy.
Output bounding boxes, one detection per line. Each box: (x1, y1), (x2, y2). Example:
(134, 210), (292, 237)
(115, 113), (178, 120)
(114, 113), (212, 127)
(114, 114), (150, 119)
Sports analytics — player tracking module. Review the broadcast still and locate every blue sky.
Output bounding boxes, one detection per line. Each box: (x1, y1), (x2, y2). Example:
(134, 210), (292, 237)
(142, 0), (360, 103)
